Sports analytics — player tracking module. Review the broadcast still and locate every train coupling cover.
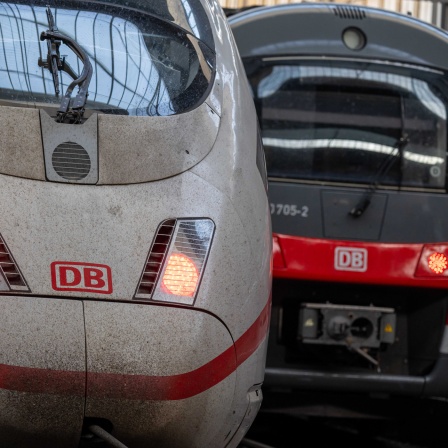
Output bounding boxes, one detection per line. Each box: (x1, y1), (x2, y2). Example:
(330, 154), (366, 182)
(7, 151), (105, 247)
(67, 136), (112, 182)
(299, 303), (396, 368)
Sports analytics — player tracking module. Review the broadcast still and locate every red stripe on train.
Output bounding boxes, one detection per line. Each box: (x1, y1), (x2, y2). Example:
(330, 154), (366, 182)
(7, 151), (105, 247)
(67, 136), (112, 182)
(0, 364), (84, 395)
(0, 298), (271, 400)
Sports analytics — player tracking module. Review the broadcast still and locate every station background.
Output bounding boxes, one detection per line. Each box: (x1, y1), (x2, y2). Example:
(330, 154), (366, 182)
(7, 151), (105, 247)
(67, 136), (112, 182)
(219, 0), (448, 29)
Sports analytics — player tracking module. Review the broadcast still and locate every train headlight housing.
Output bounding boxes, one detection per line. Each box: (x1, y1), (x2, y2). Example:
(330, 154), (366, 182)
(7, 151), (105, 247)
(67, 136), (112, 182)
(415, 245), (448, 277)
(134, 218), (215, 305)
(342, 27), (366, 51)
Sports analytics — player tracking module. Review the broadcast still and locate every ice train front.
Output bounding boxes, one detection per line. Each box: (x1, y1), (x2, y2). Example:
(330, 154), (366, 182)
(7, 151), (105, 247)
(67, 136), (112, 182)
(0, 1), (272, 447)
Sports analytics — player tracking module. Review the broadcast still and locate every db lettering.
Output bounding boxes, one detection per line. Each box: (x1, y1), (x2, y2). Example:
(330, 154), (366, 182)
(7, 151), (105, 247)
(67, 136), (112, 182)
(335, 248), (367, 272)
(51, 262), (113, 294)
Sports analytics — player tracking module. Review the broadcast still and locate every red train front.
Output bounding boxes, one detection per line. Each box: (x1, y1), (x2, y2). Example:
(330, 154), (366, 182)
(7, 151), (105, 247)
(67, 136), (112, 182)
(229, 3), (448, 404)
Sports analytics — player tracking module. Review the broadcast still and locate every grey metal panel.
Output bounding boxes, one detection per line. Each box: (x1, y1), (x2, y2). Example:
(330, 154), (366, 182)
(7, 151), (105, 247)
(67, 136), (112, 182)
(381, 191), (448, 243)
(229, 3), (448, 72)
(270, 182), (448, 243)
(322, 190), (387, 241)
(40, 110), (98, 184)
(268, 182), (323, 237)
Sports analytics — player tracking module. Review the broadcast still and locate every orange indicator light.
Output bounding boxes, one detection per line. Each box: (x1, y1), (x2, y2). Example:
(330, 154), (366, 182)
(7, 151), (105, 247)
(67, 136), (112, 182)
(162, 253), (199, 297)
(428, 252), (448, 274)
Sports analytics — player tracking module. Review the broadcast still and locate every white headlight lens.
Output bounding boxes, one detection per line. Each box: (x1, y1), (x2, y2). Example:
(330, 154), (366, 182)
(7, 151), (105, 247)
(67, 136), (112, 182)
(342, 27), (366, 51)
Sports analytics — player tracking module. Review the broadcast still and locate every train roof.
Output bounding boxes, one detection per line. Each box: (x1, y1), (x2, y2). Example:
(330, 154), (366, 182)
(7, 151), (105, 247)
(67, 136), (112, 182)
(228, 2), (448, 72)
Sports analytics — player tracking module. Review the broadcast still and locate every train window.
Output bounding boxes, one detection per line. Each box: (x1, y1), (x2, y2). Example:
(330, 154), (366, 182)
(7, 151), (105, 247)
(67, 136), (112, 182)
(247, 59), (448, 191)
(90, 0), (215, 48)
(0, 0), (215, 117)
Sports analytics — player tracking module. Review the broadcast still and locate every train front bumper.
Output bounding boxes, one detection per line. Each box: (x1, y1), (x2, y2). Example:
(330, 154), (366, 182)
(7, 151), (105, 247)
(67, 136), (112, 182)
(0, 295), (259, 448)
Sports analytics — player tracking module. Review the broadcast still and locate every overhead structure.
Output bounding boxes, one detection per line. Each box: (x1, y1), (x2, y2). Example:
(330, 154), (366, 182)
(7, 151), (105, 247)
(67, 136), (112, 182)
(221, 0), (445, 29)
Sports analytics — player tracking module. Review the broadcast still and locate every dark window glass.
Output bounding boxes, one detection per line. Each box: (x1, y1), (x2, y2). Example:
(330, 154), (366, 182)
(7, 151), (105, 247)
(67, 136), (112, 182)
(247, 59), (448, 191)
(90, 0), (215, 48)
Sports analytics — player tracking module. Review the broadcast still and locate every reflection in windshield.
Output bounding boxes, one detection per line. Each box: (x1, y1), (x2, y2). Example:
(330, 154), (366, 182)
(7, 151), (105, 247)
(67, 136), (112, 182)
(262, 138), (445, 167)
(258, 65), (446, 120)
(180, 0), (199, 37)
(94, 0), (213, 48)
(0, 1), (214, 116)
(249, 59), (448, 191)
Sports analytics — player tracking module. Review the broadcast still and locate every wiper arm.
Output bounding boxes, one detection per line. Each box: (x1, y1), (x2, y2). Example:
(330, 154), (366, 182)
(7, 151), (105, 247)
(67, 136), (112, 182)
(38, 6), (61, 95)
(349, 135), (408, 218)
(38, 6), (93, 123)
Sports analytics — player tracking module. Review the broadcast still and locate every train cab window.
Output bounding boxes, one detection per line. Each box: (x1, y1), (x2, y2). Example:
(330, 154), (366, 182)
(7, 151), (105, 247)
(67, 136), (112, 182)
(247, 59), (448, 191)
(0, 0), (215, 118)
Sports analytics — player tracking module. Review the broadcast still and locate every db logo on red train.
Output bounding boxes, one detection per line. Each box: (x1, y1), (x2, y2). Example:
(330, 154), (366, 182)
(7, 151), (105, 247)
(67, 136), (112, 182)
(51, 261), (113, 294)
(334, 247), (368, 272)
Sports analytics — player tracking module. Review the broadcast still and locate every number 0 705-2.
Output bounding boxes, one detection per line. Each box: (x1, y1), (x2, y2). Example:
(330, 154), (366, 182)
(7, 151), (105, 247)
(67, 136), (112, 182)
(270, 203), (309, 217)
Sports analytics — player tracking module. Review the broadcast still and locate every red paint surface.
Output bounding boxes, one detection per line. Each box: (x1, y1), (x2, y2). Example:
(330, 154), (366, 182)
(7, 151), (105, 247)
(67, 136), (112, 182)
(273, 235), (286, 269)
(0, 363), (85, 395)
(87, 346), (237, 401)
(273, 233), (448, 288)
(0, 298), (271, 400)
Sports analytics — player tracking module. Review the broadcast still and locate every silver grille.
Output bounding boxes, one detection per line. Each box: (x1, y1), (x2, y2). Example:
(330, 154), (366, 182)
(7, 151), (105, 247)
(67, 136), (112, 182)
(135, 219), (176, 299)
(172, 220), (213, 277)
(0, 234), (29, 291)
(333, 6), (366, 19)
(52, 142), (91, 180)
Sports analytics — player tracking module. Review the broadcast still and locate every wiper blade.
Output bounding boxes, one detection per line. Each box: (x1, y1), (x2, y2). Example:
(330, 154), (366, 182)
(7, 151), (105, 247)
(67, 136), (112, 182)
(38, 6), (93, 123)
(349, 135), (408, 218)
(38, 6), (61, 95)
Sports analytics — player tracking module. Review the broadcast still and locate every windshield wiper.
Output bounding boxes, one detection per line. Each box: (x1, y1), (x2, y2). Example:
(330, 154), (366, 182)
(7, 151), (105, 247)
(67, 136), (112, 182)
(38, 6), (61, 95)
(38, 6), (93, 123)
(349, 135), (408, 218)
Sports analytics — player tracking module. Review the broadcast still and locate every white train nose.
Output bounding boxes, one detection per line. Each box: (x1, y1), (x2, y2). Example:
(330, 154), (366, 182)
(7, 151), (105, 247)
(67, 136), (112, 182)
(83, 301), (237, 447)
(0, 295), (267, 448)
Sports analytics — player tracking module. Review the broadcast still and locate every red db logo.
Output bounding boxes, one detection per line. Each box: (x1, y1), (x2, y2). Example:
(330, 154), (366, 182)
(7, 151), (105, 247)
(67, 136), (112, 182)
(51, 262), (113, 294)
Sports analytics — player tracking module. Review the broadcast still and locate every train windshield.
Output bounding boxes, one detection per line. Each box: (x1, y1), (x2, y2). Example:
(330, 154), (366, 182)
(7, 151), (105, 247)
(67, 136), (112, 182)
(0, 0), (215, 117)
(248, 59), (448, 191)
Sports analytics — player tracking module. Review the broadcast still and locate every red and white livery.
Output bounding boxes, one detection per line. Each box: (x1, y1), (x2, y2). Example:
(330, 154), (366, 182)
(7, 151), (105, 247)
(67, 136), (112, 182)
(230, 2), (448, 411)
